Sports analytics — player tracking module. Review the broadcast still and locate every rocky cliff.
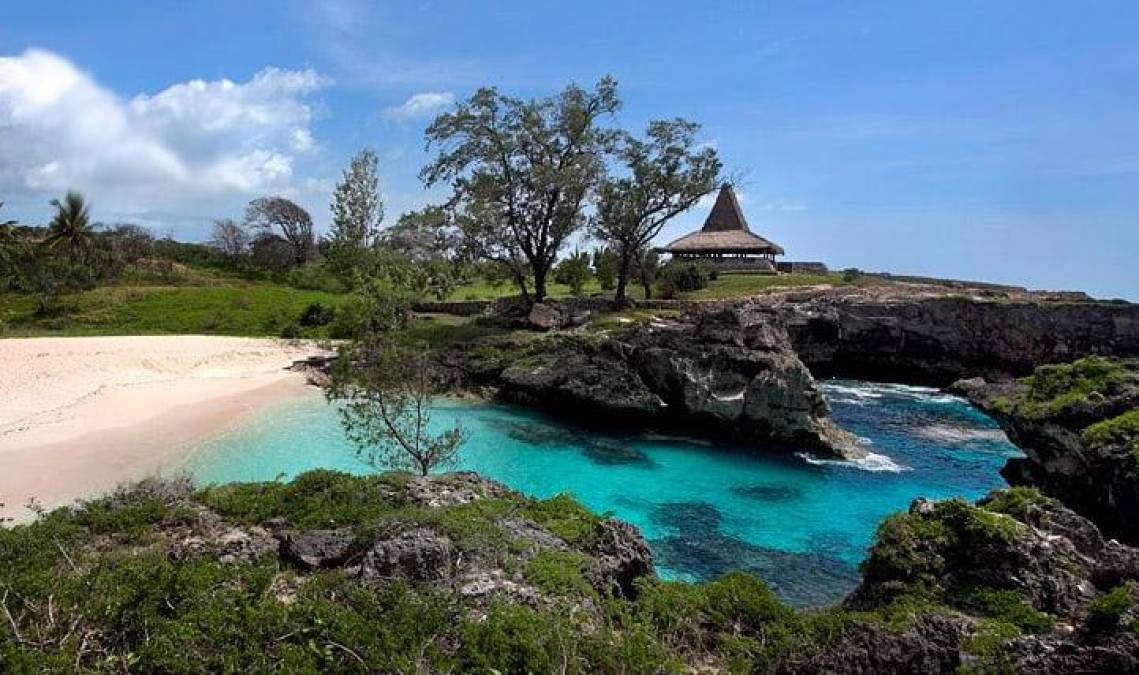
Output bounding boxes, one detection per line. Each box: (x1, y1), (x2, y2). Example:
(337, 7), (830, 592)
(816, 487), (1139, 674)
(771, 288), (1139, 385)
(951, 357), (1139, 544)
(441, 304), (860, 459)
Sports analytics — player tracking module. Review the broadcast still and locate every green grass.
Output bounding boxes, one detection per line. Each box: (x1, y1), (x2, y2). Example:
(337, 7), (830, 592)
(1083, 408), (1139, 455)
(449, 272), (872, 302)
(995, 356), (1137, 419)
(0, 283), (344, 337)
(677, 272), (865, 300)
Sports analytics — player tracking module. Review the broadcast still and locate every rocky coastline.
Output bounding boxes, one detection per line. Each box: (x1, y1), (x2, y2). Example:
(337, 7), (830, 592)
(439, 303), (861, 459)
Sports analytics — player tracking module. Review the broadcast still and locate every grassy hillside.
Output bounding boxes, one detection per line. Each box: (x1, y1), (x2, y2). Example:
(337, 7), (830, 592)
(0, 283), (343, 338)
(0, 264), (862, 339)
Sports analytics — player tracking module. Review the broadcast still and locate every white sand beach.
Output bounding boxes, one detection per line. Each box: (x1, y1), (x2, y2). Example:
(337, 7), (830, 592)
(0, 336), (331, 521)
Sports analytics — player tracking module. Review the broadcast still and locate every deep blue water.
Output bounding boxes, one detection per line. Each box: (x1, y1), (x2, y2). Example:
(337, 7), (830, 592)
(180, 380), (1020, 607)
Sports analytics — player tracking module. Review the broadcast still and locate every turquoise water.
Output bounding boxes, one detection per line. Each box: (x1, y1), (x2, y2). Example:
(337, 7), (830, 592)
(182, 380), (1021, 607)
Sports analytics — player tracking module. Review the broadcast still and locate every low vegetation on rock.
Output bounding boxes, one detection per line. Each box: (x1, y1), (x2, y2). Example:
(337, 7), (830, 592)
(3, 472), (1138, 672)
(954, 357), (1139, 544)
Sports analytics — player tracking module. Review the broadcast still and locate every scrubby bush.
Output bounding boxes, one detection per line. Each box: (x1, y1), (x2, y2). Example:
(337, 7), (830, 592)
(553, 250), (592, 296)
(842, 267), (862, 283)
(298, 301), (336, 327)
(658, 261), (708, 298)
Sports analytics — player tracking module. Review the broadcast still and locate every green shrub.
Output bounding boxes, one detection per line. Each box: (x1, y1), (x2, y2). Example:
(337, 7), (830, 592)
(658, 262), (708, 298)
(298, 301), (336, 327)
(952, 586), (1054, 633)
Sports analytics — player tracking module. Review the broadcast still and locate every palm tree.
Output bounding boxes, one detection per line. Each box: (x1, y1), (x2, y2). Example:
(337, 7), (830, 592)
(45, 191), (94, 265)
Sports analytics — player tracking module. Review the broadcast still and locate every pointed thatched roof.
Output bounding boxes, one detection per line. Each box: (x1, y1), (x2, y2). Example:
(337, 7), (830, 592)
(662, 185), (785, 255)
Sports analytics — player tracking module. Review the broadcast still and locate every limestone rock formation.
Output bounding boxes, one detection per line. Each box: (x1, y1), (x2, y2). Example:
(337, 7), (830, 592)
(448, 305), (860, 458)
(777, 291), (1139, 385)
(836, 488), (1139, 674)
(951, 357), (1139, 543)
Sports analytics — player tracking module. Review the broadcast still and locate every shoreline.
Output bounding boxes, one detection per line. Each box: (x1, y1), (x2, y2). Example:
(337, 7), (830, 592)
(0, 336), (329, 522)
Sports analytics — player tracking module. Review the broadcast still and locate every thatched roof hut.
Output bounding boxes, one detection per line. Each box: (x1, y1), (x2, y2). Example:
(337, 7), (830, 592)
(662, 185), (785, 258)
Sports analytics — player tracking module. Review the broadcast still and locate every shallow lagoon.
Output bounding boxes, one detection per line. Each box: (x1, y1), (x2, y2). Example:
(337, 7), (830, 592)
(182, 380), (1020, 606)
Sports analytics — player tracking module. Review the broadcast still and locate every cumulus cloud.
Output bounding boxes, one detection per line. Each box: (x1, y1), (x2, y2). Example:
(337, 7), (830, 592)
(384, 91), (455, 121)
(0, 49), (328, 212)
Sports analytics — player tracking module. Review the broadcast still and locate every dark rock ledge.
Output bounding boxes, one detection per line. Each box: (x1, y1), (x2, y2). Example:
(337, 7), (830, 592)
(441, 304), (862, 459)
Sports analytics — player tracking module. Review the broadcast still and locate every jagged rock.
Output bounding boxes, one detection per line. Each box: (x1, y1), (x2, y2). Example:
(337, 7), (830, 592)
(527, 302), (567, 331)
(586, 519), (655, 598)
(407, 471), (517, 507)
(497, 516), (570, 555)
(779, 614), (974, 674)
(853, 495), (1098, 616)
(780, 292), (1139, 385)
(453, 305), (860, 458)
(361, 527), (454, 582)
(277, 528), (358, 569)
(951, 359), (1139, 543)
(458, 568), (540, 604)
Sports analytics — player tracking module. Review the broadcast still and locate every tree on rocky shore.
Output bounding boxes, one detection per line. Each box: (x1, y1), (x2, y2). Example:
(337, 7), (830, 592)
(421, 77), (621, 303)
(593, 119), (721, 306)
(244, 196), (314, 265)
(327, 330), (466, 476)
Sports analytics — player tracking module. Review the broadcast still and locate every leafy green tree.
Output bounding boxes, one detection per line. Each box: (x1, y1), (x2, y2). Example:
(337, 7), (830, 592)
(593, 119), (720, 306)
(327, 308), (466, 476)
(592, 247), (617, 291)
(328, 149), (383, 279)
(553, 249), (592, 297)
(245, 196), (314, 265)
(421, 78), (621, 303)
(380, 206), (458, 262)
(0, 201), (20, 287)
(208, 218), (250, 259)
(45, 191), (95, 265)
(633, 249), (662, 300)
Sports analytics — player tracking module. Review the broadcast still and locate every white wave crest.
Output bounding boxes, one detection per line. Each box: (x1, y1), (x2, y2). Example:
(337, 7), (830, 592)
(796, 451), (911, 473)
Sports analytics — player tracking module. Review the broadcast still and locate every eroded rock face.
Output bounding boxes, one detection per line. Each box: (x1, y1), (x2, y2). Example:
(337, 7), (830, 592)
(779, 293), (1139, 385)
(361, 527), (454, 582)
(586, 519), (655, 598)
(950, 359), (1139, 544)
(452, 305), (859, 458)
(843, 488), (1139, 674)
(277, 528), (358, 569)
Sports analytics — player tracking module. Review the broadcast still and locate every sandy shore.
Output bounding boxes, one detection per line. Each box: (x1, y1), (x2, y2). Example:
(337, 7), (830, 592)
(0, 336), (330, 521)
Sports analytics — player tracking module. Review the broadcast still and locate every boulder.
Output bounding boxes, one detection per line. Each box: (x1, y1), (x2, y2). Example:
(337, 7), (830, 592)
(526, 302), (567, 331)
(586, 519), (655, 598)
(362, 527), (454, 582)
(277, 528), (358, 569)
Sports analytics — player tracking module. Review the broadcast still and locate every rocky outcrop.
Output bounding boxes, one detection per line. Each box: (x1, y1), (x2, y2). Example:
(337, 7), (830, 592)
(950, 357), (1139, 544)
(776, 291), (1139, 385)
(835, 488), (1139, 674)
(444, 305), (860, 458)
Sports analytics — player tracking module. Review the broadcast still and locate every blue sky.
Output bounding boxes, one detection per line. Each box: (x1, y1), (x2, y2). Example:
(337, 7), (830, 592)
(2, 1), (1137, 299)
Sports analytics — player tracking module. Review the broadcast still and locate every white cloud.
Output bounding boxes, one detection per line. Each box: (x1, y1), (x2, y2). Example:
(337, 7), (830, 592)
(384, 91), (455, 121)
(0, 49), (329, 213)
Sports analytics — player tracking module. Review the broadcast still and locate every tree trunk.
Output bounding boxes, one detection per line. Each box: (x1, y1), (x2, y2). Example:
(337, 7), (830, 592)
(532, 264), (548, 304)
(614, 249), (633, 307)
(511, 267), (531, 304)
